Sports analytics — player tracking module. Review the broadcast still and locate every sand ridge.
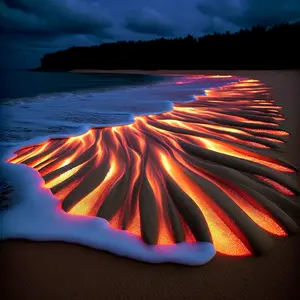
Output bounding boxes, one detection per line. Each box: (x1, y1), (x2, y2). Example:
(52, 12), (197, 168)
(2, 75), (299, 264)
(2, 70), (300, 300)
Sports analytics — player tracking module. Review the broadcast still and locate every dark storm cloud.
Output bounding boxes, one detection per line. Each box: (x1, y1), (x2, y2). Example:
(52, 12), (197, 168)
(1, 0), (300, 68)
(0, 0), (116, 67)
(196, 0), (300, 28)
(1, 0), (113, 38)
(124, 7), (175, 36)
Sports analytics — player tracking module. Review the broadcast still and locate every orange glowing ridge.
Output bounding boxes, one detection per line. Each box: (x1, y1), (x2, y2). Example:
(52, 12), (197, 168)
(7, 77), (299, 257)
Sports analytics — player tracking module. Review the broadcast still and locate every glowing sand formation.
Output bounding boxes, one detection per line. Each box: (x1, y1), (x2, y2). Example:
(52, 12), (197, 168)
(6, 77), (299, 258)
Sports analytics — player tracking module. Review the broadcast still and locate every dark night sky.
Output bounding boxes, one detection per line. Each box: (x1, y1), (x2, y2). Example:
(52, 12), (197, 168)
(1, 0), (300, 68)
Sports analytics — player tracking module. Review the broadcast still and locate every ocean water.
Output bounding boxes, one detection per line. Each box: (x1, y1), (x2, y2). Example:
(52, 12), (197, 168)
(0, 70), (164, 100)
(0, 71), (241, 265)
(0, 71), (238, 153)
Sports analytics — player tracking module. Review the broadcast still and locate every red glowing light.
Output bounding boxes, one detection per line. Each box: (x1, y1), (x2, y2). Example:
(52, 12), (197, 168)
(7, 77), (299, 256)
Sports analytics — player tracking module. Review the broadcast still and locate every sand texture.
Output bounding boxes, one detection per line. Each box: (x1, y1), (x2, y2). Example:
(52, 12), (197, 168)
(2, 70), (300, 300)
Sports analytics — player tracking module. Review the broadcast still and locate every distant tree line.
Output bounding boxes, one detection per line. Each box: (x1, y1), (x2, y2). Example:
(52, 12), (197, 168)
(38, 22), (300, 71)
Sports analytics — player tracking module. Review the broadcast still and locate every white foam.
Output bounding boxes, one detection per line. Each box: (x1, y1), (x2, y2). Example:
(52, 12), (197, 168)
(0, 75), (241, 265)
(0, 162), (215, 265)
(1, 76), (238, 147)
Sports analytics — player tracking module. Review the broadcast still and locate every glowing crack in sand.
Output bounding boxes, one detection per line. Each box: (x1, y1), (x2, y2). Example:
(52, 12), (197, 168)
(1, 76), (299, 265)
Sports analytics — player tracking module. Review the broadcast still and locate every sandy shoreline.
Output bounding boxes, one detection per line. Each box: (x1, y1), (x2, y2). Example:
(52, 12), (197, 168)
(3, 70), (300, 300)
(72, 69), (300, 169)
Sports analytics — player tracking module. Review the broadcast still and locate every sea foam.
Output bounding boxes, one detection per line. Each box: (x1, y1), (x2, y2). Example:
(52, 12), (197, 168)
(0, 75), (239, 265)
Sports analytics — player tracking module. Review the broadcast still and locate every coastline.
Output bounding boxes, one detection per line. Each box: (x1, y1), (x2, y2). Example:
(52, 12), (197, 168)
(3, 70), (300, 300)
(71, 69), (300, 169)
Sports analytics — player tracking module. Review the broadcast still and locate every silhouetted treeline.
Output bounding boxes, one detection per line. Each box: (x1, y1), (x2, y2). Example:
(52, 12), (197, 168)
(38, 22), (300, 71)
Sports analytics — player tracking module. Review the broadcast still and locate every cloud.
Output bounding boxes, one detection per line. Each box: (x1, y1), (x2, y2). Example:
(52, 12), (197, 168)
(196, 0), (300, 28)
(1, 0), (300, 68)
(1, 0), (113, 38)
(199, 16), (240, 34)
(124, 7), (175, 36)
(0, 0), (116, 67)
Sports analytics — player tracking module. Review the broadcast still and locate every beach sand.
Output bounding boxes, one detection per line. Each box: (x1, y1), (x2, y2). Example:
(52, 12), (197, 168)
(2, 70), (300, 300)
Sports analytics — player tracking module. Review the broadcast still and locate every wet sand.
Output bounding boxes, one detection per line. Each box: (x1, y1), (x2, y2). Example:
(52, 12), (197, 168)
(73, 70), (300, 171)
(2, 70), (300, 300)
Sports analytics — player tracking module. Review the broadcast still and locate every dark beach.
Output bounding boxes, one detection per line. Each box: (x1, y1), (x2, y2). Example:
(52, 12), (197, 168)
(2, 70), (300, 300)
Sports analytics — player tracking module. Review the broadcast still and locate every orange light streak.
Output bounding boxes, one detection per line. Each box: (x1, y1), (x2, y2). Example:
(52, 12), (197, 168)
(7, 76), (297, 258)
(188, 136), (292, 172)
(256, 175), (295, 196)
(146, 161), (174, 245)
(160, 152), (251, 256)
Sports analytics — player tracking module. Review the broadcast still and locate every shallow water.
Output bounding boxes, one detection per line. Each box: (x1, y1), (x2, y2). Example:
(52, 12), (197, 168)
(0, 70), (164, 100)
(1, 73), (241, 266)
(3, 73), (298, 266)
(1, 72), (237, 150)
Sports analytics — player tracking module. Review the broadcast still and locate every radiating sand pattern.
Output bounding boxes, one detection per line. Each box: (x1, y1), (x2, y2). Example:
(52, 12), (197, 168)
(7, 77), (299, 258)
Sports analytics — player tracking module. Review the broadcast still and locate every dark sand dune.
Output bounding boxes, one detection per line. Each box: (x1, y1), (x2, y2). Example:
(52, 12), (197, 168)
(2, 70), (300, 300)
